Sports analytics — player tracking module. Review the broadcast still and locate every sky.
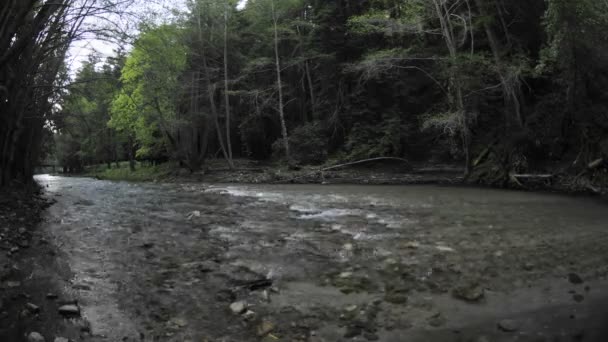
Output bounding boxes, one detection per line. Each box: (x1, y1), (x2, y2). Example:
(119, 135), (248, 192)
(67, 0), (248, 75)
(66, 0), (186, 74)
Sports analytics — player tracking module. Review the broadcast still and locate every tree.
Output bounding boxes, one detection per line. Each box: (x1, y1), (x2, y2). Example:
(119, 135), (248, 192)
(109, 24), (187, 164)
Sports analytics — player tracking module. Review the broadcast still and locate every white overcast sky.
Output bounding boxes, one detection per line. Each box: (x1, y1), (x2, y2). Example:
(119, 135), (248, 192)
(67, 0), (248, 75)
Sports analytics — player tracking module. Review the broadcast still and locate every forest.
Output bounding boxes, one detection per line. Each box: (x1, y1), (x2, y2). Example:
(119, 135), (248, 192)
(2, 0), (608, 188)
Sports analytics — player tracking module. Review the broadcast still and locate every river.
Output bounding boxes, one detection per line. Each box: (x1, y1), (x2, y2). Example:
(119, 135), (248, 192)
(34, 174), (608, 341)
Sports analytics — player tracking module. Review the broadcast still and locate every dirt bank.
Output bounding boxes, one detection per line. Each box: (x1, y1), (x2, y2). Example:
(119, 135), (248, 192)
(0, 188), (93, 342)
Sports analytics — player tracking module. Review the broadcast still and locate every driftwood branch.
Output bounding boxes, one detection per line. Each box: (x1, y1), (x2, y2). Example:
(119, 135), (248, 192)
(272, 157), (411, 184)
(320, 157), (411, 172)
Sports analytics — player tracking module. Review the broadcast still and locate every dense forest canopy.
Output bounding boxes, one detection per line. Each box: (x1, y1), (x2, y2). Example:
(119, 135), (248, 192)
(2, 0), (608, 187)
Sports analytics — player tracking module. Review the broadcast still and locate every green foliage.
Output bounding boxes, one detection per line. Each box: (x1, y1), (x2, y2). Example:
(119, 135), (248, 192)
(109, 24), (187, 159)
(86, 162), (175, 182)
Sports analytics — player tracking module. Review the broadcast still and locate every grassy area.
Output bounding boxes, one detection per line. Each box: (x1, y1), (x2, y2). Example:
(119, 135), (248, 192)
(85, 162), (175, 182)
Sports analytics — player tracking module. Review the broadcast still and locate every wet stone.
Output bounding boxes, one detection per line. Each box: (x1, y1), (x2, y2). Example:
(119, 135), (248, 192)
(453, 284), (484, 302)
(344, 325), (362, 338)
(58, 304), (80, 317)
(497, 319), (519, 332)
(523, 262), (534, 271)
(568, 273), (584, 284)
(256, 320), (275, 336)
(363, 332), (379, 341)
(25, 303), (40, 313)
(27, 332), (45, 342)
(229, 301), (246, 314)
(428, 314), (446, 327)
(243, 310), (256, 321)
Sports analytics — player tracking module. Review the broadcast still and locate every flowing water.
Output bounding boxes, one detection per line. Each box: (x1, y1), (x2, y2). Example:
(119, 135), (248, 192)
(34, 175), (608, 341)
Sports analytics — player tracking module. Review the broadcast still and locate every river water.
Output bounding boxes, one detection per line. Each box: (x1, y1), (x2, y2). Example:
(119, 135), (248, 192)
(34, 175), (608, 341)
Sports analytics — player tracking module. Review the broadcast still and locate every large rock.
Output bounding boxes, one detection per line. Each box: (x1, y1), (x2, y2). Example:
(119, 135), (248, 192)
(27, 332), (45, 342)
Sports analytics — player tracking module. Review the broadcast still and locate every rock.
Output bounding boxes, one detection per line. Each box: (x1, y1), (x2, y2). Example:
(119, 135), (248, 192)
(261, 289), (270, 302)
(72, 283), (92, 291)
(18, 227), (27, 235)
(523, 262), (534, 271)
(573, 294), (585, 302)
(339, 271), (353, 278)
(229, 301), (246, 314)
(46, 293), (58, 299)
(428, 313), (446, 327)
(344, 325), (362, 338)
(568, 273), (584, 284)
(344, 304), (358, 312)
(497, 319), (519, 332)
(25, 303), (40, 313)
(27, 332), (45, 342)
(6, 280), (20, 288)
(243, 310), (256, 321)
(256, 320), (275, 336)
(453, 285), (484, 302)
(53, 338), (69, 342)
(58, 304), (80, 316)
(169, 317), (188, 328)
(404, 241), (420, 249)
(363, 332), (379, 340)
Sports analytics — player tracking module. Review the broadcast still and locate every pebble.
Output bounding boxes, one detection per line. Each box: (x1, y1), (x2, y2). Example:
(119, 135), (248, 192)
(256, 320), (275, 336)
(344, 325), (362, 338)
(229, 301), (246, 314)
(363, 332), (379, 340)
(26, 303), (40, 313)
(345, 304), (358, 312)
(568, 273), (584, 284)
(27, 332), (45, 342)
(243, 310), (256, 320)
(573, 294), (585, 302)
(58, 304), (80, 316)
(428, 315), (446, 327)
(169, 317), (188, 328)
(339, 272), (353, 278)
(497, 319), (519, 332)
(453, 285), (484, 302)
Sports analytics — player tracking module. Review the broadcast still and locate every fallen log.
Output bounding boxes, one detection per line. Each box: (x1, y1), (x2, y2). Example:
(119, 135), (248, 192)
(320, 157), (411, 172)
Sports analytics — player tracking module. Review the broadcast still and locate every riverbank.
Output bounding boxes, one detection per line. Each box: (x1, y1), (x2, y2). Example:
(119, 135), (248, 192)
(84, 159), (608, 198)
(0, 187), (88, 341)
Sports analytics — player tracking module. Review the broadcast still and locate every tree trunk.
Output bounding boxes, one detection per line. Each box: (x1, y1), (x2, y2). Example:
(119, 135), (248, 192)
(271, 0), (290, 161)
(474, 0), (523, 130)
(223, 6), (233, 165)
(432, 0), (471, 176)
